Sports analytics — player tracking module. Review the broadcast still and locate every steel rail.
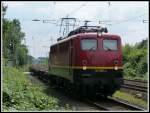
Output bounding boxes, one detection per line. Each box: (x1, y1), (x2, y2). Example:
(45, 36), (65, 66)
(122, 79), (148, 93)
(85, 97), (145, 111)
(123, 79), (147, 83)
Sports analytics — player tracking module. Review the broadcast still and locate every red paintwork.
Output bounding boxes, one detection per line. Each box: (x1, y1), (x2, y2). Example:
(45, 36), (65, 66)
(74, 33), (122, 67)
(49, 32), (122, 68)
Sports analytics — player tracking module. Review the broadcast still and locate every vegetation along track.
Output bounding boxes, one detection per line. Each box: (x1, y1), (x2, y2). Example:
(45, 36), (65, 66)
(122, 79), (148, 93)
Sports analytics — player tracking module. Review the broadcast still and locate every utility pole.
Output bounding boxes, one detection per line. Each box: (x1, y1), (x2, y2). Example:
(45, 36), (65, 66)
(108, 1), (111, 24)
(50, 36), (53, 45)
(24, 37), (28, 65)
(99, 20), (112, 26)
(32, 36), (35, 57)
(84, 20), (91, 26)
(42, 46), (49, 57)
(66, 15), (69, 35)
(108, 1), (111, 7)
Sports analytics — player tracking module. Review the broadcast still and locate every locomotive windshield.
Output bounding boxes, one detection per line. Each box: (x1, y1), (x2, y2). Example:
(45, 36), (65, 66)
(103, 40), (118, 51)
(81, 39), (97, 51)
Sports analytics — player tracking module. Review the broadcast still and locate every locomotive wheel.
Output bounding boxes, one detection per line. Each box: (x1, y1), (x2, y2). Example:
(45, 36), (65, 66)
(102, 85), (115, 98)
(72, 83), (80, 96)
(87, 85), (96, 98)
(64, 80), (72, 94)
(103, 93), (108, 99)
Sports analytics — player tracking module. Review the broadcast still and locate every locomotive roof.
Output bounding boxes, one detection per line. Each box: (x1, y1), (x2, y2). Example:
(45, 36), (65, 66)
(51, 33), (121, 47)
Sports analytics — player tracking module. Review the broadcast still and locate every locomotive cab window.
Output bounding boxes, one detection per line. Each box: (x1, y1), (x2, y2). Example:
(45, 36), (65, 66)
(103, 40), (118, 51)
(81, 39), (97, 51)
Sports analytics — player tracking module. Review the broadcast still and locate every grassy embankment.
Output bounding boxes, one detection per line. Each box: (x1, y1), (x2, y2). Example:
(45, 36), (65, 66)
(2, 66), (70, 111)
(113, 91), (147, 110)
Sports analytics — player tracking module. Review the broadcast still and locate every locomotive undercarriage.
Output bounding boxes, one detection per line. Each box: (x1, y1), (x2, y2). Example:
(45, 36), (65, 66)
(73, 69), (123, 97)
(48, 69), (123, 97)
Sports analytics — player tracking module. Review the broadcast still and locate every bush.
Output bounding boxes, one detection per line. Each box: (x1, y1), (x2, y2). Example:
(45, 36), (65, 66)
(123, 63), (136, 77)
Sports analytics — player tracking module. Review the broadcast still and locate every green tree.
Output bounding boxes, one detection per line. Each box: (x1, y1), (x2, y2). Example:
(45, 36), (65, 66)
(122, 44), (131, 64)
(135, 39), (147, 49)
(17, 44), (28, 66)
(2, 4), (28, 67)
(123, 39), (148, 80)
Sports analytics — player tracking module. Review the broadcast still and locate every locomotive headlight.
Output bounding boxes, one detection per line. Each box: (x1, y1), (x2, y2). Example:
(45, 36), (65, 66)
(83, 66), (87, 70)
(114, 66), (118, 70)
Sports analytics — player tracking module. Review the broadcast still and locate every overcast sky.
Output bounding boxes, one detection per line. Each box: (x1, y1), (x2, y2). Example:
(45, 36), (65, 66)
(3, 1), (149, 58)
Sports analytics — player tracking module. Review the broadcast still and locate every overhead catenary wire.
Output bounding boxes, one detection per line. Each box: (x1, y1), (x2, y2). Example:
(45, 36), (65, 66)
(110, 13), (147, 26)
(97, 2), (147, 26)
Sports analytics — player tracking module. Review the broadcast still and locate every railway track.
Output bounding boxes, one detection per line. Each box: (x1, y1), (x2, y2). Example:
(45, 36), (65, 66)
(122, 79), (148, 93)
(123, 79), (147, 86)
(85, 97), (144, 111)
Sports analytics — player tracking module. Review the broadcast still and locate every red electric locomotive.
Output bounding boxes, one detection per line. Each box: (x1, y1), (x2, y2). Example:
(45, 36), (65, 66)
(48, 26), (123, 97)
